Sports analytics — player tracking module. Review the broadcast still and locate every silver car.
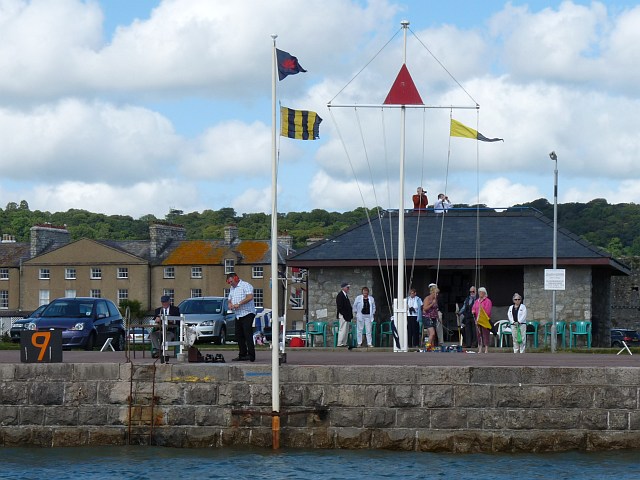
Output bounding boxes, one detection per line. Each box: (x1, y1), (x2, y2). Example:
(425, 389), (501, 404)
(177, 296), (236, 344)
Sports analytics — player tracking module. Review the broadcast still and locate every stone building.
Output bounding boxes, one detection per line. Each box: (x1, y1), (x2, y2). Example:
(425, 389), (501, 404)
(0, 223), (302, 326)
(287, 209), (630, 347)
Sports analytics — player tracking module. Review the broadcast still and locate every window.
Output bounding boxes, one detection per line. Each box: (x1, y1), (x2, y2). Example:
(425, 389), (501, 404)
(0, 290), (8, 309)
(252, 266), (264, 279)
(191, 288), (202, 298)
(90, 268), (102, 279)
(0, 268), (8, 280)
(65, 268), (76, 280)
(291, 268), (306, 282)
(117, 267), (129, 279)
(118, 289), (128, 302)
(224, 259), (235, 274)
(163, 289), (174, 303)
(39, 268), (50, 280)
(254, 288), (264, 308)
(289, 287), (304, 310)
(65, 289), (76, 298)
(164, 267), (175, 279)
(191, 267), (202, 279)
(39, 290), (50, 306)
(90, 289), (101, 298)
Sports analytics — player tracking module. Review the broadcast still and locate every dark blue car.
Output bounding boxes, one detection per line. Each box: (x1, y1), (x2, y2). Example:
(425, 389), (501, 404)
(27, 297), (125, 350)
(10, 304), (48, 342)
(610, 328), (640, 348)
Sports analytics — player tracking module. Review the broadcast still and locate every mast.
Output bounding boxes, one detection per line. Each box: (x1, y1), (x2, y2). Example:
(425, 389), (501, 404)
(270, 33), (281, 447)
(395, 20), (410, 353)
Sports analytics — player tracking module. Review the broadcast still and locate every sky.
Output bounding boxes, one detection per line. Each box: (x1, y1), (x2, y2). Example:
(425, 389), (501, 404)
(0, 0), (639, 219)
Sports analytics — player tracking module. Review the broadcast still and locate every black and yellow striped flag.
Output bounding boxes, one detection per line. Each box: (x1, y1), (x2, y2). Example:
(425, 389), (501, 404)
(280, 107), (322, 140)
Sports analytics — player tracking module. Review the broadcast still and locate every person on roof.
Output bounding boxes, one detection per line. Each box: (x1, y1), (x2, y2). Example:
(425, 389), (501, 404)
(434, 193), (452, 214)
(412, 187), (428, 211)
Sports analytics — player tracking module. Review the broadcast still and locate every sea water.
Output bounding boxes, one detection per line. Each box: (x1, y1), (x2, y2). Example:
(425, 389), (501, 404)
(0, 446), (636, 479)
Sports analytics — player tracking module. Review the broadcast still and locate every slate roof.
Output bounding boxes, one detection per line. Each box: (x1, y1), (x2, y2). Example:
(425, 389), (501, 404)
(0, 242), (30, 267)
(287, 208), (629, 274)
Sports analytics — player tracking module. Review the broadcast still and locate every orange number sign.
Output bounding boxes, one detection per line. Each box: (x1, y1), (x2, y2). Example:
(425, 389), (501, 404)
(31, 332), (51, 361)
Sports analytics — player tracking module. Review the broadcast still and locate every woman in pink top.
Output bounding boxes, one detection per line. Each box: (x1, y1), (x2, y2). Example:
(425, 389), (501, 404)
(472, 287), (493, 354)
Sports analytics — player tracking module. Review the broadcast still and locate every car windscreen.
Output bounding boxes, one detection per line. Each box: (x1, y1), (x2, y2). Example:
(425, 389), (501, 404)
(179, 299), (223, 314)
(41, 300), (93, 318)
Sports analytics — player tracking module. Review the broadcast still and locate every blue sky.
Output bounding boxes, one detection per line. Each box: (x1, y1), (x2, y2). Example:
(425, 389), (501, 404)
(0, 0), (639, 218)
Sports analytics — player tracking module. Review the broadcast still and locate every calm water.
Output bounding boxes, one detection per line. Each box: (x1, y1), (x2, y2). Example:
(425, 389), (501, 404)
(0, 446), (636, 479)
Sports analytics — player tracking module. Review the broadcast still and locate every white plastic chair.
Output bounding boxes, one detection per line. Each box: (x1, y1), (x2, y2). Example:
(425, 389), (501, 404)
(494, 320), (511, 348)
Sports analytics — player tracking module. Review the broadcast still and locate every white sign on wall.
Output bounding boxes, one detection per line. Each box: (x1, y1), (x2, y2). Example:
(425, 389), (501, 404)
(544, 269), (566, 290)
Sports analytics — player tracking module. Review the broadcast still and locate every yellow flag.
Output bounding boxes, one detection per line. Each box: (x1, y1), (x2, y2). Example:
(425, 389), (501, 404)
(477, 306), (492, 329)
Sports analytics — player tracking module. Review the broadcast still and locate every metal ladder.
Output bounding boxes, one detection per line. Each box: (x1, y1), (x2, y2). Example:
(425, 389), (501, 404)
(127, 362), (157, 445)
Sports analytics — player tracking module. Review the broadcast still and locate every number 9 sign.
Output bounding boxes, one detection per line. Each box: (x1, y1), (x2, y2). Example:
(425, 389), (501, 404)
(20, 330), (63, 363)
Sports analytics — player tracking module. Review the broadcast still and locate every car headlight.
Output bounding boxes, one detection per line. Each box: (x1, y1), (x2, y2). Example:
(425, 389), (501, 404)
(200, 320), (214, 326)
(70, 322), (85, 331)
(26, 322), (37, 331)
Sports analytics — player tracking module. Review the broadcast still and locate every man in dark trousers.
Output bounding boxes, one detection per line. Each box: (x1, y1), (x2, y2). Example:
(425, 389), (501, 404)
(227, 272), (256, 362)
(459, 286), (478, 348)
(150, 295), (181, 359)
(335, 282), (353, 347)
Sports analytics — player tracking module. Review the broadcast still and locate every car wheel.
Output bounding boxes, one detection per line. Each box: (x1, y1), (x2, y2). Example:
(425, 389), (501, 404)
(113, 331), (125, 351)
(214, 326), (226, 345)
(84, 332), (96, 351)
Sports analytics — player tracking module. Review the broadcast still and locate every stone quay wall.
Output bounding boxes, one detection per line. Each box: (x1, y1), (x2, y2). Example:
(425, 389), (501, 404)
(1, 362), (640, 452)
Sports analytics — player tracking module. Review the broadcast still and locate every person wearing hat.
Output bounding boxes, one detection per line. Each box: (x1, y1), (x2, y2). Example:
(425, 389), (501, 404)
(335, 282), (353, 347)
(150, 295), (181, 358)
(227, 272), (257, 362)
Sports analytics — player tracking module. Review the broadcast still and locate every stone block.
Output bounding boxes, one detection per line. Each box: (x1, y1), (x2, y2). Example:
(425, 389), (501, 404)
(416, 366), (471, 386)
(29, 381), (64, 405)
(218, 383), (250, 406)
(250, 384), (272, 406)
(52, 427), (87, 446)
(282, 366), (334, 384)
(363, 407), (395, 428)
(72, 363), (120, 381)
(387, 384), (420, 407)
(494, 385), (550, 408)
(328, 407), (362, 427)
(469, 367), (522, 385)
(0, 406), (19, 426)
(578, 409), (609, 430)
(423, 384), (454, 407)
(77, 405), (110, 426)
(587, 430), (640, 450)
(3, 427), (52, 447)
(593, 386), (637, 409)
(370, 428), (415, 450)
(64, 381), (98, 405)
(431, 408), (468, 429)
(98, 381), (130, 404)
(15, 364), (73, 382)
(195, 406), (229, 426)
(154, 382), (185, 405)
(184, 383), (218, 405)
(87, 427), (126, 446)
(0, 381), (29, 405)
(550, 385), (594, 408)
(182, 426), (220, 447)
(281, 384), (304, 406)
(19, 406), (44, 425)
(0, 364), (15, 381)
(607, 410), (629, 430)
(334, 427), (371, 449)
(44, 406), (78, 426)
(171, 364), (226, 383)
(396, 408), (429, 428)
(167, 405), (196, 426)
(454, 385), (493, 408)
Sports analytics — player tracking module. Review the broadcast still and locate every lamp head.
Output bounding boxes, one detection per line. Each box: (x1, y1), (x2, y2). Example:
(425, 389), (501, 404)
(549, 151), (557, 161)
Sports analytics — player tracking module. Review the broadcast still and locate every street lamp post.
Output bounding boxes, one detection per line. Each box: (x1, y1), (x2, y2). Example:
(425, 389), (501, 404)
(549, 151), (558, 353)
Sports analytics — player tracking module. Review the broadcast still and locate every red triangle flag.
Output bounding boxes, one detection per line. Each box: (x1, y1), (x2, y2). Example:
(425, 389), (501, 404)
(383, 64), (424, 105)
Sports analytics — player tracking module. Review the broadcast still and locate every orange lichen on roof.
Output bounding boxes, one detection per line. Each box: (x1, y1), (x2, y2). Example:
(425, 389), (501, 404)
(236, 240), (269, 263)
(164, 241), (227, 265)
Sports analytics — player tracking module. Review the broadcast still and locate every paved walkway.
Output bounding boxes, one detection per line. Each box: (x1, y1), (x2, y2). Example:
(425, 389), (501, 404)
(2, 347), (639, 367)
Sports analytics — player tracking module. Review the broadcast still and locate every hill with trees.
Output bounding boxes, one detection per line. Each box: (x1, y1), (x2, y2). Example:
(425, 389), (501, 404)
(1, 199), (638, 257)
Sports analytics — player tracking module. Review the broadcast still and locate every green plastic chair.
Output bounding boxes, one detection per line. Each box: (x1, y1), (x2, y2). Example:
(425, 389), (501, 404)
(526, 321), (540, 348)
(543, 321), (567, 348)
(305, 321), (327, 347)
(569, 320), (592, 348)
(332, 320), (340, 347)
(379, 321), (394, 347)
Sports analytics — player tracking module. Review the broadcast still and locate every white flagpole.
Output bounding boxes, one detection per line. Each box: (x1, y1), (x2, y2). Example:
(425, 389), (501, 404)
(395, 20), (409, 353)
(270, 34), (281, 448)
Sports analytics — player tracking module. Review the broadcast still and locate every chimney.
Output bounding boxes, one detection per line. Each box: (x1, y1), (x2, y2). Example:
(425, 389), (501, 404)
(30, 224), (70, 257)
(224, 225), (239, 245)
(278, 234), (293, 249)
(1, 234), (16, 243)
(149, 223), (187, 258)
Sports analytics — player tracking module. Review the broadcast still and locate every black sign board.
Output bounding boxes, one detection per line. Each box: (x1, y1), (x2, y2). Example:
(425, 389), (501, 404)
(20, 330), (63, 363)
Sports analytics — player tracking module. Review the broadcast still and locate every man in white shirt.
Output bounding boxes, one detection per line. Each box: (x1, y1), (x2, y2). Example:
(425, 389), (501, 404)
(434, 193), (452, 214)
